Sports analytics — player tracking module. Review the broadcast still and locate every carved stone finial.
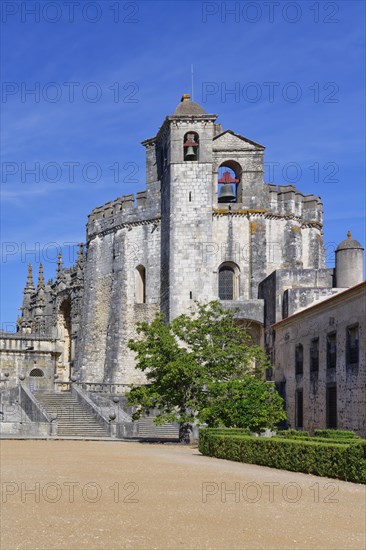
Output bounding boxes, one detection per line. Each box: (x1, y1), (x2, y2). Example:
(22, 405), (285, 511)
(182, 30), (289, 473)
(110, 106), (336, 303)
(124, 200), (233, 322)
(26, 264), (34, 290)
(347, 230), (352, 239)
(56, 253), (63, 274)
(37, 263), (45, 291)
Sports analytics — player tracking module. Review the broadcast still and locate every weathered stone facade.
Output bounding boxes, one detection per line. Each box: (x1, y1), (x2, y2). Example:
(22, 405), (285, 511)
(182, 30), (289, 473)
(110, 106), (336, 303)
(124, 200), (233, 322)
(70, 95), (329, 384)
(1, 95), (364, 433)
(272, 282), (366, 436)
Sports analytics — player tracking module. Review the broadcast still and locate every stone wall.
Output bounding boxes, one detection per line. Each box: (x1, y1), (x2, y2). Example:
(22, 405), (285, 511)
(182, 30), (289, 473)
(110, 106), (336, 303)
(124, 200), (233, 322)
(273, 283), (366, 436)
(75, 221), (160, 384)
(0, 334), (60, 387)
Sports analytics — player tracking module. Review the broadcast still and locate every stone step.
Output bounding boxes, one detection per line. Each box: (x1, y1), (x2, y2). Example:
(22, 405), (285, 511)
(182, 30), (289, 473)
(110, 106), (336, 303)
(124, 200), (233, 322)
(33, 391), (109, 438)
(137, 418), (179, 439)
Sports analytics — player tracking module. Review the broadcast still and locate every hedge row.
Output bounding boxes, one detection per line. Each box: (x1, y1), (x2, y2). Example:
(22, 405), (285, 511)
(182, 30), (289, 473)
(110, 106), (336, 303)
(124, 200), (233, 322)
(276, 429), (310, 438)
(314, 429), (361, 439)
(277, 429), (360, 440)
(200, 427), (251, 436)
(198, 429), (366, 484)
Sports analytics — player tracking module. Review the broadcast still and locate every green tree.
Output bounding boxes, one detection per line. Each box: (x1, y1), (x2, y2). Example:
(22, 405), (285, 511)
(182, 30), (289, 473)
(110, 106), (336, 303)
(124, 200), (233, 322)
(201, 378), (287, 432)
(127, 301), (269, 426)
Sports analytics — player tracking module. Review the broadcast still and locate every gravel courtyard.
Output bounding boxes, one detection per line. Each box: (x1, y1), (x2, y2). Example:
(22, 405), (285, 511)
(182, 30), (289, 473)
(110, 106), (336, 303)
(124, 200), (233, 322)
(1, 440), (365, 550)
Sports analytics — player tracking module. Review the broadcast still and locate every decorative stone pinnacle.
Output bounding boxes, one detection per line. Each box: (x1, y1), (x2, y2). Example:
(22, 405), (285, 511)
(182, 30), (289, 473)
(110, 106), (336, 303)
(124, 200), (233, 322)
(24, 263), (35, 294)
(37, 263), (45, 291)
(77, 243), (85, 257)
(56, 253), (63, 274)
(347, 230), (352, 239)
(26, 264), (34, 286)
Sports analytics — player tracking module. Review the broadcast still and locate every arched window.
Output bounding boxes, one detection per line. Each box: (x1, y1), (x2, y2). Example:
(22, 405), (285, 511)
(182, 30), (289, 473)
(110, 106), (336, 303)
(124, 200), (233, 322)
(29, 368), (44, 377)
(183, 132), (199, 161)
(217, 161), (241, 203)
(135, 265), (146, 304)
(218, 262), (240, 300)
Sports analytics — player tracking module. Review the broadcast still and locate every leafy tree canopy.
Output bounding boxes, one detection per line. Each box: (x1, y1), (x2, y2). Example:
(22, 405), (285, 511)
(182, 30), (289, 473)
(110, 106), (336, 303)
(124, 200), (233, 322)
(201, 378), (287, 432)
(127, 301), (274, 427)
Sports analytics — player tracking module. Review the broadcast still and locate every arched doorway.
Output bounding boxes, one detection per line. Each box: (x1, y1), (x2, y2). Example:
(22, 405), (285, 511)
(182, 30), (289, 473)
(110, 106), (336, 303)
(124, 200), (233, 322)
(29, 368), (45, 392)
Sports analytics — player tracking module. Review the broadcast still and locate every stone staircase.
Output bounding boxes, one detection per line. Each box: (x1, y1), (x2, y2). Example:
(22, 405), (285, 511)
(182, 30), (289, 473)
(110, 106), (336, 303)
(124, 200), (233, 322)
(137, 417), (179, 439)
(33, 391), (109, 438)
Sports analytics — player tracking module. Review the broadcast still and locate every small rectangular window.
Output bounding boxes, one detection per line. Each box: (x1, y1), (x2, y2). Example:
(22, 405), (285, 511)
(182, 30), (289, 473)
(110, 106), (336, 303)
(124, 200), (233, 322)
(326, 332), (337, 369)
(346, 324), (359, 366)
(310, 338), (319, 372)
(296, 389), (303, 428)
(295, 344), (303, 375)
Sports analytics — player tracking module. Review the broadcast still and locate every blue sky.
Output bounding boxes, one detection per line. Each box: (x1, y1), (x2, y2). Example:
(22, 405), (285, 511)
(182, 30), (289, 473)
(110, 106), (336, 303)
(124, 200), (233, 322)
(1, 0), (365, 328)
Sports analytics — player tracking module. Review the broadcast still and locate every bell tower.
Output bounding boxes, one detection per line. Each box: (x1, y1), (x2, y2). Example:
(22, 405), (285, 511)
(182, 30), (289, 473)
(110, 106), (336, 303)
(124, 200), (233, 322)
(157, 94), (218, 319)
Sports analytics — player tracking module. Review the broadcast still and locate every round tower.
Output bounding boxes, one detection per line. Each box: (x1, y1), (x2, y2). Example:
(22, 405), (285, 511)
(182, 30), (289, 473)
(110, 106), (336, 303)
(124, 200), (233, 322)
(335, 231), (364, 288)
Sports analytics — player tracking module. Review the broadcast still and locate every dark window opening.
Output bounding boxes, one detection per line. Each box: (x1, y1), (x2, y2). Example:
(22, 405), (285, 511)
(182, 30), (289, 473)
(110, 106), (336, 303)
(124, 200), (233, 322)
(326, 385), (337, 428)
(265, 367), (273, 381)
(218, 266), (234, 300)
(327, 332), (337, 369)
(346, 324), (359, 366)
(310, 338), (319, 372)
(296, 389), (303, 428)
(29, 368), (44, 377)
(295, 344), (303, 375)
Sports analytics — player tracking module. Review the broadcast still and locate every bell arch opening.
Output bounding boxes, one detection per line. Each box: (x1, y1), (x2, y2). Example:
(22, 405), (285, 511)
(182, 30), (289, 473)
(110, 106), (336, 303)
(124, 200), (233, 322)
(183, 132), (199, 161)
(218, 161), (242, 204)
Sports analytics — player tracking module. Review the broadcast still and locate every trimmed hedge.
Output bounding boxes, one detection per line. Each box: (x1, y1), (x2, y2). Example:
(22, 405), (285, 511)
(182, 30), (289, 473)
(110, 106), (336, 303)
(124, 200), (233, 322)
(199, 429), (366, 484)
(200, 427), (251, 436)
(314, 429), (360, 439)
(276, 429), (361, 445)
(277, 429), (360, 440)
(276, 429), (310, 438)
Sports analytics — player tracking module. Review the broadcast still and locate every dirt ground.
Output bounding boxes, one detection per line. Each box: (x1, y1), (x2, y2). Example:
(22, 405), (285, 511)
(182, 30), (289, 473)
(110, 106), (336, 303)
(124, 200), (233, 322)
(0, 440), (365, 550)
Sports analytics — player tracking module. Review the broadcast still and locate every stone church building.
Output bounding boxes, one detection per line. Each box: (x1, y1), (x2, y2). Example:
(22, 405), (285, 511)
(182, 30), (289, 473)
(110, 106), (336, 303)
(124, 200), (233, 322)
(1, 95), (365, 436)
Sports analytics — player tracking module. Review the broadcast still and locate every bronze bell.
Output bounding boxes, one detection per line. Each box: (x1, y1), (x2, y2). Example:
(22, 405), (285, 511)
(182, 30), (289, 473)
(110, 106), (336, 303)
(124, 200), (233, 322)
(184, 133), (198, 160)
(185, 146), (196, 160)
(218, 184), (236, 203)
